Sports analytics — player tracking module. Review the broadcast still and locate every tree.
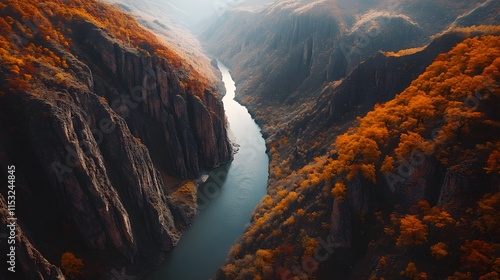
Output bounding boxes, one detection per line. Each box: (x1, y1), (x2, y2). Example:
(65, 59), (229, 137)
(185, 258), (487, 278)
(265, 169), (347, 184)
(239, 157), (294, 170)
(401, 262), (428, 280)
(423, 207), (454, 228)
(397, 215), (428, 246)
(479, 272), (500, 280)
(448, 272), (473, 280)
(485, 149), (500, 174)
(0, 17), (11, 33)
(331, 181), (346, 201)
(381, 155), (395, 173)
(474, 193), (500, 236)
(430, 242), (448, 259)
(60, 252), (83, 279)
(460, 240), (495, 272)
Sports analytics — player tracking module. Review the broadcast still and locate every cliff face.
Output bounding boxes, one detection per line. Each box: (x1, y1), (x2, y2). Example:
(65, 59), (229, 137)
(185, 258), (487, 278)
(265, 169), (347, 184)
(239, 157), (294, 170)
(292, 32), (474, 152)
(201, 1), (489, 144)
(201, 0), (487, 102)
(0, 196), (65, 280)
(74, 20), (232, 178)
(203, 6), (425, 105)
(0, 0), (232, 278)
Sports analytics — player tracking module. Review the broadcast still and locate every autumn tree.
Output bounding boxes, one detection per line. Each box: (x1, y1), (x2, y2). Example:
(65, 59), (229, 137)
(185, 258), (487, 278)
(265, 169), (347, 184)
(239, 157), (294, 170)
(485, 148), (500, 174)
(460, 240), (495, 272)
(381, 155), (395, 173)
(60, 252), (84, 279)
(397, 215), (428, 247)
(448, 272), (473, 280)
(479, 272), (500, 280)
(331, 181), (346, 201)
(423, 207), (455, 228)
(474, 193), (500, 237)
(430, 242), (448, 260)
(401, 262), (428, 280)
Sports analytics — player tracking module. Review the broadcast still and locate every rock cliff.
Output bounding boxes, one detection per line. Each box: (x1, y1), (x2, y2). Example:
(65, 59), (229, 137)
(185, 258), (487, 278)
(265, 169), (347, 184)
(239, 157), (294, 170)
(74, 20), (232, 178)
(0, 0), (232, 278)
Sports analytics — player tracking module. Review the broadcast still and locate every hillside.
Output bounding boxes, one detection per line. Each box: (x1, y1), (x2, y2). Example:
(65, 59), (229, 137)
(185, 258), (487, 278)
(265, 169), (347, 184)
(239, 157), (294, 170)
(202, 0), (497, 129)
(215, 34), (500, 280)
(0, 0), (232, 279)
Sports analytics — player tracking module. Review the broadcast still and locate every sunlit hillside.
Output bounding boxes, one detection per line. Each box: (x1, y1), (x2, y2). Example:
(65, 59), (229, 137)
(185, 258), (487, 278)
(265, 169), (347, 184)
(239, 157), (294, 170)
(0, 0), (211, 96)
(217, 34), (500, 280)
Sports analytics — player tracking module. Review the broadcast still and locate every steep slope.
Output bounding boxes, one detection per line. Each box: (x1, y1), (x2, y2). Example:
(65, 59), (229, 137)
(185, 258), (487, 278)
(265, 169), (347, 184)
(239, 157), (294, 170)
(203, 2), (427, 103)
(216, 34), (500, 280)
(102, 0), (226, 95)
(274, 30), (495, 170)
(0, 0), (231, 278)
(202, 0), (492, 137)
(449, 0), (500, 29)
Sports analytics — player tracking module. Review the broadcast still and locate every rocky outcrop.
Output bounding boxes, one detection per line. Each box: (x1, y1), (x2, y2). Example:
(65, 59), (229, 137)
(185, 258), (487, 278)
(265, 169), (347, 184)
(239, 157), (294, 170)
(1, 80), (180, 260)
(329, 199), (352, 250)
(73, 20), (232, 178)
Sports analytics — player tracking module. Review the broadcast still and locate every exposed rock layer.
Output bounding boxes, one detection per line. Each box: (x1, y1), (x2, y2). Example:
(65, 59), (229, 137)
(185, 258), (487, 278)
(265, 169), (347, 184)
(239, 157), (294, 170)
(0, 13), (231, 280)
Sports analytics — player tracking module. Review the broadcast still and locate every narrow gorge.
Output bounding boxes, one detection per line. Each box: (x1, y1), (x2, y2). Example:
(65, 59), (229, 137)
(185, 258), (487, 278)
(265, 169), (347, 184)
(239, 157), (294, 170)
(147, 62), (269, 280)
(0, 0), (499, 280)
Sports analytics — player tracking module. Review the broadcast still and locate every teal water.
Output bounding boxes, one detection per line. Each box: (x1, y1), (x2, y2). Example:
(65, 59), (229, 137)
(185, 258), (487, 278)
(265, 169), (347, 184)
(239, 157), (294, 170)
(146, 63), (269, 280)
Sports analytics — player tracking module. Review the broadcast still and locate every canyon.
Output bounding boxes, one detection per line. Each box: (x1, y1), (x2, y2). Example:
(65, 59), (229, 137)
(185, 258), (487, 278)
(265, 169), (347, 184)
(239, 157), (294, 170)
(0, 0), (499, 279)
(0, 0), (232, 278)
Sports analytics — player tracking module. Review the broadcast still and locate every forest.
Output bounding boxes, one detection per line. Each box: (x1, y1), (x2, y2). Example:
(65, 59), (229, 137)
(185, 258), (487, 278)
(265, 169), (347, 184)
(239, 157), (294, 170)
(217, 34), (500, 280)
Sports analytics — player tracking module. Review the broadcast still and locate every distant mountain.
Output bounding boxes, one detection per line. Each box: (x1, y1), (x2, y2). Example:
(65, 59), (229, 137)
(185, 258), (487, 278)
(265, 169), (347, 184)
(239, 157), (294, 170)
(450, 0), (500, 29)
(0, 0), (231, 279)
(103, 0), (274, 33)
(202, 0), (489, 110)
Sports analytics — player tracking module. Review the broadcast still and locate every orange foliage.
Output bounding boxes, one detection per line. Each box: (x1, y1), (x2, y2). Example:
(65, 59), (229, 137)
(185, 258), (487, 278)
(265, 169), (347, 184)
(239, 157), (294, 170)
(430, 242), (448, 259)
(60, 252), (84, 279)
(0, 0), (209, 96)
(423, 207), (454, 228)
(301, 235), (319, 257)
(396, 215), (428, 247)
(479, 272), (500, 280)
(331, 181), (347, 201)
(485, 144), (500, 174)
(474, 193), (500, 236)
(401, 262), (428, 280)
(448, 272), (473, 280)
(460, 240), (495, 272)
(380, 155), (395, 173)
(288, 36), (500, 205)
(413, 200), (431, 214)
(346, 36), (497, 184)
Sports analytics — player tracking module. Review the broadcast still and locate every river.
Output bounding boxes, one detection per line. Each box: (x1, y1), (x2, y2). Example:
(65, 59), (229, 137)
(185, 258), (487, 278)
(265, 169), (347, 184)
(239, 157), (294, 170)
(146, 62), (269, 280)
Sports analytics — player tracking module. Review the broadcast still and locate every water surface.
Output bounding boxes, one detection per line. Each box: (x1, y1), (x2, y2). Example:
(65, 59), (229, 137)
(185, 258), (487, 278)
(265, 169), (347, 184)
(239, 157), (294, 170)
(147, 62), (269, 280)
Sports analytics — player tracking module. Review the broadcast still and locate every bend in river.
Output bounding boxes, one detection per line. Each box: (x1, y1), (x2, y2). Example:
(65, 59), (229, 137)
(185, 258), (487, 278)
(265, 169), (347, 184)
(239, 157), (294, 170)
(146, 62), (269, 280)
